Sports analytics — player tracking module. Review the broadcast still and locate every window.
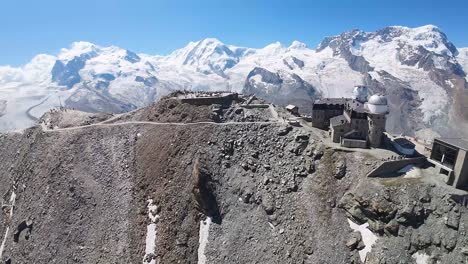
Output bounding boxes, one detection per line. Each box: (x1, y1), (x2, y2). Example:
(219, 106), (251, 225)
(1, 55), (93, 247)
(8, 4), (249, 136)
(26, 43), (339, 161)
(430, 142), (458, 169)
(440, 168), (450, 176)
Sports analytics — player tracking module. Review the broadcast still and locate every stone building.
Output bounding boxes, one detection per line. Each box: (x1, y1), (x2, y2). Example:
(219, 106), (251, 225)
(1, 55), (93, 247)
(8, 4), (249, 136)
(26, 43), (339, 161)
(311, 86), (388, 148)
(329, 99), (369, 148)
(311, 98), (348, 129)
(429, 138), (468, 189)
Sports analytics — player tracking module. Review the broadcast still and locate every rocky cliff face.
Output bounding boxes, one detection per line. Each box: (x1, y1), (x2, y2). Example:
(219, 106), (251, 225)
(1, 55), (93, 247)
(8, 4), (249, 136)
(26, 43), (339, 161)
(0, 94), (466, 263)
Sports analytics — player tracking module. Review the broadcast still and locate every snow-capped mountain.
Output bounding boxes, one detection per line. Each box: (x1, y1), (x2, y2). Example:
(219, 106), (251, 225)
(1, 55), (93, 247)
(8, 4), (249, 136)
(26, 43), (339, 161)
(0, 25), (467, 137)
(159, 38), (255, 76)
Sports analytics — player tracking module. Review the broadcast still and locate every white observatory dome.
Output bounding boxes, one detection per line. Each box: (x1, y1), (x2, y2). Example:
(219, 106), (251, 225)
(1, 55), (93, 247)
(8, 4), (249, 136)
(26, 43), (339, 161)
(366, 94), (388, 114)
(353, 85), (368, 103)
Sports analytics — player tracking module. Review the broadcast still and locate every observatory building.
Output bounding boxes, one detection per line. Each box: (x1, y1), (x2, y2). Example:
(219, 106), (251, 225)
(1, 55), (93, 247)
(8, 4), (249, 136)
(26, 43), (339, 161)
(311, 85), (388, 148)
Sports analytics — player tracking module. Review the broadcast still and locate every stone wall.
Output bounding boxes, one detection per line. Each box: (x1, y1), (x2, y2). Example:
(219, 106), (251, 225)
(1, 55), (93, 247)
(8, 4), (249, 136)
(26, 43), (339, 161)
(367, 157), (427, 177)
(312, 109), (344, 129)
(341, 138), (367, 148)
(453, 149), (468, 189)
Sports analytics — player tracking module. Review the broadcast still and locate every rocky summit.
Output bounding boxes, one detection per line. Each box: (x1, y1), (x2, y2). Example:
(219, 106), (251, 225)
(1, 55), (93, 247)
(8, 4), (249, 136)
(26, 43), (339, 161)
(0, 92), (467, 264)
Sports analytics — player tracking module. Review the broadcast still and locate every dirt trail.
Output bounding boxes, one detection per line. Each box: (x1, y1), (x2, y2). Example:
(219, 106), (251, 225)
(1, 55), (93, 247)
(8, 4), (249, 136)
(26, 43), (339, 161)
(41, 120), (281, 132)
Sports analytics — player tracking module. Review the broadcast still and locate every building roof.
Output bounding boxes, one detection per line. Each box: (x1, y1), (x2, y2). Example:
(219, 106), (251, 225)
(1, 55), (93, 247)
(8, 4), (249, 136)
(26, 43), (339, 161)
(330, 114), (348, 127)
(435, 138), (468, 151)
(314, 98), (349, 105)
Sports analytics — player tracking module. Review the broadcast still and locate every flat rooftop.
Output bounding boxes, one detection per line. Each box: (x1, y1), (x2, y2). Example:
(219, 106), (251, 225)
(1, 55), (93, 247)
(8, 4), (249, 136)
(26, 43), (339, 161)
(435, 138), (468, 151)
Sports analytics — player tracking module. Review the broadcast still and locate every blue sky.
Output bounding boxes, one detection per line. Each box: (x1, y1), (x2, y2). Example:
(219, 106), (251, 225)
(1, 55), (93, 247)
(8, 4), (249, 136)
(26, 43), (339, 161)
(1, 0), (467, 66)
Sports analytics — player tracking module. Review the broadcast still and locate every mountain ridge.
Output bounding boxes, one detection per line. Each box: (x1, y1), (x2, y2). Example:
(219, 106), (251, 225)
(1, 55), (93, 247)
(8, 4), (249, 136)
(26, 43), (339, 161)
(0, 25), (467, 139)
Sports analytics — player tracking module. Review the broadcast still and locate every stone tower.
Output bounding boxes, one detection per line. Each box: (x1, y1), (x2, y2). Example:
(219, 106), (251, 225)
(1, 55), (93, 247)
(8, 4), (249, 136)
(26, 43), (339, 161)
(366, 94), (388, 148)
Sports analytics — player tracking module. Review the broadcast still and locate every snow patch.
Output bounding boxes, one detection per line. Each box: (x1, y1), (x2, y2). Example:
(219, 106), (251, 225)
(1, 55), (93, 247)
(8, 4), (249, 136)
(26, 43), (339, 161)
(0, 227), (9, 260)
(143, 199), (160, 264)
(399, 165), (422, 178)
(348, 219), (378, 262)
(412, 252), (430, 264)
(398, 164), (421, 178)
(0, 190), (15, 260)
(9, 191), (16, 218)
(198, 217), (212, 264)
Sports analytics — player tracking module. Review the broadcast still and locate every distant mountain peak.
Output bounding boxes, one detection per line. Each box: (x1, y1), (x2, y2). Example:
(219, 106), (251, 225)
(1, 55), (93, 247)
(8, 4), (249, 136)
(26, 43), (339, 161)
(58, 41), (100, 61)
(386, 24), (440, 32)
(288, 41), (307, 50)
(260, 41), (285, 55)
(197, 37), (223, 45)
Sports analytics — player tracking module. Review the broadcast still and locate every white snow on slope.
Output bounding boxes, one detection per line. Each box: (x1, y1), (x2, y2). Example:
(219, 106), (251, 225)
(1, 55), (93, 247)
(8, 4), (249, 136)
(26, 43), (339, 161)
(144, 199), (160, 264)
(0, 227), (9, 260)
(457, 48), (468, 82)
(357, 31), (450, 123)
(348, 218), (378, 262)
(198, 217), (212, 264)
(347, 25), (463, 124)
(0, 190), (17, 260)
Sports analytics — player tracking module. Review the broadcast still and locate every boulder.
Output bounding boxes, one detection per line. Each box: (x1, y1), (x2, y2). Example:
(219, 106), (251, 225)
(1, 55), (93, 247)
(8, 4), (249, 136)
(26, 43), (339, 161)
(277, 126), (293, 136)
(384, 219), (400, 236)
(445, 207), (461, 230)
(262, 193), (276, 215)
(334, 156), (347, 179)
(304, 159), (315, 174)
(441, 229), (458, 251)
(346, 237), (359, 250)
(294, 133), (310, 142)
(346, 232), (362, 250)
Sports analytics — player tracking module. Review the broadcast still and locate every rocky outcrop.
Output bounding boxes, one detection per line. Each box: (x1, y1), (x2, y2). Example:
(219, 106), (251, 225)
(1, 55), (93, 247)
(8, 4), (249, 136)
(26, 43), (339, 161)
(339, 179), (468, 263)
(192, 158), (221, 223)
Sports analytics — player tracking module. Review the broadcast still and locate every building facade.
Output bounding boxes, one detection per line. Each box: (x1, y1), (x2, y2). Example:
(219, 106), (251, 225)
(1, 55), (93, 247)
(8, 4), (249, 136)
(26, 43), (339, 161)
(429, 138), (468, 189)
